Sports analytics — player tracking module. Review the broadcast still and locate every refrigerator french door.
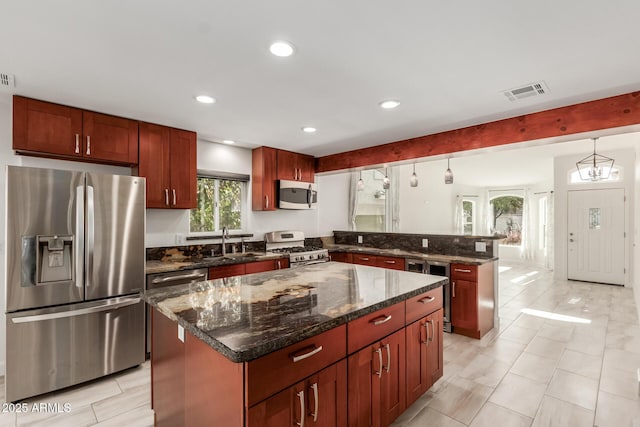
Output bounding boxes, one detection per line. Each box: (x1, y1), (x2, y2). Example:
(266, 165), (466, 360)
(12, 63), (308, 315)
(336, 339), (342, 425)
(5, 166), (146, 402)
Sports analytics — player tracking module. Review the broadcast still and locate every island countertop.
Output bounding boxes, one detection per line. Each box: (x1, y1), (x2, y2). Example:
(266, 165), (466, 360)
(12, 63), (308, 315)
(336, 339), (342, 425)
(143, 261), (446, 363)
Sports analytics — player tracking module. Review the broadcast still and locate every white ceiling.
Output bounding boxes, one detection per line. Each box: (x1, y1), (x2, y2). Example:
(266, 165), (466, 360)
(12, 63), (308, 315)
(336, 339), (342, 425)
(2, 1), (640, 157)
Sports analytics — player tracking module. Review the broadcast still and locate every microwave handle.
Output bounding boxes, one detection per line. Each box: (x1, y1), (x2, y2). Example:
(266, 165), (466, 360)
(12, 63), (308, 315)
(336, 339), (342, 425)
(307, 184), (312, 208)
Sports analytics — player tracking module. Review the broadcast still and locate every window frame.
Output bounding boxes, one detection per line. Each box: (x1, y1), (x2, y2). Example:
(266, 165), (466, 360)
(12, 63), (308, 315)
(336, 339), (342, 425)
(189, 172), (248, 235)
(489, 192), (524, 247)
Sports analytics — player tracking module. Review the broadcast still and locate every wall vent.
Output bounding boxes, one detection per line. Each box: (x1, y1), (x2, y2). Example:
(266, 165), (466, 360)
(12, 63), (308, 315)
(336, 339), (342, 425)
(504, 81), (548, 101)
(0, 73), (15, 88)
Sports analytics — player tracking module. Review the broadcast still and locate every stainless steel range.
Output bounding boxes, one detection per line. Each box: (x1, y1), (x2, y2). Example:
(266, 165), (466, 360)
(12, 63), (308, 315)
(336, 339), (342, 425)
(264, 231), (329, 267)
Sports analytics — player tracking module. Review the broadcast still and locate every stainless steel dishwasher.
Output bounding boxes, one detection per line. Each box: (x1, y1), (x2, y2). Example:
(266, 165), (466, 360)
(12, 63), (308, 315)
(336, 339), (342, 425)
(145, 268), (208, 356)
(405, 259), (452, 333)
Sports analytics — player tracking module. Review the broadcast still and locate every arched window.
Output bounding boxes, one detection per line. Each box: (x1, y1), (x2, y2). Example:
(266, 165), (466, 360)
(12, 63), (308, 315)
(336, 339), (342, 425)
(490, 195), (524, 246)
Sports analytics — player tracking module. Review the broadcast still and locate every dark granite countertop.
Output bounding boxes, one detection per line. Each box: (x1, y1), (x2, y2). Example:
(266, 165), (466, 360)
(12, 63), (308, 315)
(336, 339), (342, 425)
(146, 252), (288, 274)
(143, 261), (446, 363)
(325, 244), (497, 265)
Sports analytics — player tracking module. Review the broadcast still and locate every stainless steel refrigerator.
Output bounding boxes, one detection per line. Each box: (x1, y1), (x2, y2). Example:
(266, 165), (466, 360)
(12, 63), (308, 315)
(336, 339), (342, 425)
(5, 166), (146, 402)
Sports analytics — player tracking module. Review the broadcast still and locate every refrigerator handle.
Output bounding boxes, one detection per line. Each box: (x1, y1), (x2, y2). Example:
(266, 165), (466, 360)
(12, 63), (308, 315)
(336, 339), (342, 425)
(86, 185), (95, 289)
(75, 186), (85, 289)
(11, 297), (141, 323)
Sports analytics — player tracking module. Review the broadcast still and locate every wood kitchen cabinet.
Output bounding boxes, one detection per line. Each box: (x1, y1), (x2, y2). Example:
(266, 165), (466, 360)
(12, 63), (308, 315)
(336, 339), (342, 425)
(350, 254), (405, 271)
(247, 360), (347, 427)
(406, 308), (443, 407)
(209, 264), (246, 280)
(277, 149), (315, 182)
(351, 254), (378, 267)
(13, 96), (138, 165)
(209, 258), (289, 279)
(252, 146), (277, 211)
(450, 263), (495, 339)
(329, 251), (353, 263)
(136, 122), (197, 209)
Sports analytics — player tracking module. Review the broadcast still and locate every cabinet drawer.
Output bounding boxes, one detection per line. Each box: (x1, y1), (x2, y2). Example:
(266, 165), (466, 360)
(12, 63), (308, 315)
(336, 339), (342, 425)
(246, 324), (346, 406)
(347, 302), (405, 354)
(376, 256), (405, 270)
(352, 254), (377, 266)
(451, 264), (477, 281)
(329, 251), (353, 263)
(245, 260), (275, 274)
(405, 287), (443, 325)
(209, 264), (246, 279)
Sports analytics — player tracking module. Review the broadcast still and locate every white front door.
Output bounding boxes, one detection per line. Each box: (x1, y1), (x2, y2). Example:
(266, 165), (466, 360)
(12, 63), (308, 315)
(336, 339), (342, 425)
(567, 188), (625, 285)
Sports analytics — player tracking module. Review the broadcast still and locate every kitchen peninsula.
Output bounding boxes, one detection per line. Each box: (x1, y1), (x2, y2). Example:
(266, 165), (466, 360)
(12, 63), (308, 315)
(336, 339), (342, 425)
(144, 261), (447, 427)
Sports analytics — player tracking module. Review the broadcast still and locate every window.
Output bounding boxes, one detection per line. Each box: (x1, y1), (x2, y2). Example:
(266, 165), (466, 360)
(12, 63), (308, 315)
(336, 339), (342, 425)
(190, 175), (246, 233)
(490, 195), (524, 246)
(462, 200), (475, 235)
(354, 169), (387, 231)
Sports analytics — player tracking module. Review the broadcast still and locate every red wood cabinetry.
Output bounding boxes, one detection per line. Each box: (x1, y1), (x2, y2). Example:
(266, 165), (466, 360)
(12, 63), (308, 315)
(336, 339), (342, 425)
(13, 96), (138, 165)
(209, 264), (246, 280)
(375, 256), (405, 271)
(405, 308), (443, 407)
(450, 263), (495, 339)
(136, 123), (196, 209)
(209, 258), (289, 279)
(352, 254), (378, 267)
(277, 149), (315, 182)
(252, 146), (277, 211)
(329, 252), (353, 263)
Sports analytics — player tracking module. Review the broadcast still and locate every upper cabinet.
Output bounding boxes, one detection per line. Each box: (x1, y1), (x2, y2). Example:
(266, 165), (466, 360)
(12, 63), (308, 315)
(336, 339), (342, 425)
(252, 146), (315, 211)
(136, 123), (197, 209)
(276, 149), (315, 182)
(13, 96), (138, 165)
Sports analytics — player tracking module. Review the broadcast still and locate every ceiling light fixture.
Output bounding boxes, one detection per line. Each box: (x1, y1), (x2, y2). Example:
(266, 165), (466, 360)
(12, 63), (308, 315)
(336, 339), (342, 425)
(379, 100), (400, 109)
(222, 140), (235, 145)
(195, 95), (216, 104)
(383, 168), (390, 189)
(357, 171), (365, 191)
(269, 41), (295, 57)
(576, 137), (614, 181)
(444, 158), (454, 184)
(410, 163), (418, 187)
(302, 127), (317, 133)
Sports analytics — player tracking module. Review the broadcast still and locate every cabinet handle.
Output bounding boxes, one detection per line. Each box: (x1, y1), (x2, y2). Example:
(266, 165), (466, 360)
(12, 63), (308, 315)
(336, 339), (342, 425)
(419, 296), (435, 304)
(296, 390), (305, 427)
(277, 260), (281, 269)
(454, 268), (472, 273)
(172, 189), (177, 205)
(384, 260), (396, 264)
(384, 343), (391, 374)
(371, 314), (392, 326)
(423, 322), (430, 345)
(164, 189), (169, 206)
(265, 195), (269, 209)
(452, 281), (456, 298)
(75, 134), (80, 153)
(86, 135), (91, 155)
(429, 319), (435, 342)
(374, 348), (383, 378)
(359, 257), (370, 261)
(291, 345), (323, 363)
(310, 382), (319, 422)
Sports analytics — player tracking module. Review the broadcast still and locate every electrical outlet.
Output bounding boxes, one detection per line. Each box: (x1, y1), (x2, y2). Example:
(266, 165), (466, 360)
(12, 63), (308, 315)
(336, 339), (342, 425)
(475, 242), (487, 252)
(422, 238), (428, 248)
(357, 235), (363, 244)
(175, 233), (185, 244)
(177, 325), (185, 343)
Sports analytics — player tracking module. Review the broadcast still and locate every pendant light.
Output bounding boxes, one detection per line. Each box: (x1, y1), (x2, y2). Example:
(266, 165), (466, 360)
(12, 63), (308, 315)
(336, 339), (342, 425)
(444, 158), (454, 184)
(575, 137), (614, 181)
(357, 170), (365, 191)
(410, 163), (418, 187)
(382, 168), (390, 189)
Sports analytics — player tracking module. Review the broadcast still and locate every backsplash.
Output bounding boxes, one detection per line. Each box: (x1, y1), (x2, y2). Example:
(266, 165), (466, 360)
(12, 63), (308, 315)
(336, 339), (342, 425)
(146, 241), (267, 261)
(332, 231), (499, 258)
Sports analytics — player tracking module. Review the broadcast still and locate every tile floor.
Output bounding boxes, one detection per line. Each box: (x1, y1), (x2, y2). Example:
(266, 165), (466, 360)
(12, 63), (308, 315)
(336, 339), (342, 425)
(1, 261), (639, 426)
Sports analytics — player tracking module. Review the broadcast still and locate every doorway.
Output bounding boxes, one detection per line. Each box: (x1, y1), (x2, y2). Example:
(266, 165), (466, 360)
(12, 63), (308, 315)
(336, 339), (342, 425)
(567, 188), (625, 285)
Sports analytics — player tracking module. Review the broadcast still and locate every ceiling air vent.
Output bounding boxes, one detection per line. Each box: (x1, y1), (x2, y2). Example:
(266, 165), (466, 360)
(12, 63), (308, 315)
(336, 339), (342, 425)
(503, 81), (548, 101)
(0, 73), (15, 88)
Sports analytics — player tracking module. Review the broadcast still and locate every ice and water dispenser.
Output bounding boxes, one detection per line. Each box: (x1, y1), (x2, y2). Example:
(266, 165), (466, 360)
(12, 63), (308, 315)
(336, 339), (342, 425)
(22, 235), (74, 286)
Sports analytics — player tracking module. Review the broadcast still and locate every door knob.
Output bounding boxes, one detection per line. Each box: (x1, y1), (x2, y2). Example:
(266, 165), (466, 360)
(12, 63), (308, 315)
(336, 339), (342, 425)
(569, 239), (574, 242)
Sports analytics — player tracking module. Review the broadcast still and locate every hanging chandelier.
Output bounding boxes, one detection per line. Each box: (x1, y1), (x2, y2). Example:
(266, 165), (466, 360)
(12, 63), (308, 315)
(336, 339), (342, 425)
(575, 137), (614, 181)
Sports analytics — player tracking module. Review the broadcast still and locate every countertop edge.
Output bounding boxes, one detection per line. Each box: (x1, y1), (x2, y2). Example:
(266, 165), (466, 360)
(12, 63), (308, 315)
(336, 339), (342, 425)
(326, 245), (498, 265)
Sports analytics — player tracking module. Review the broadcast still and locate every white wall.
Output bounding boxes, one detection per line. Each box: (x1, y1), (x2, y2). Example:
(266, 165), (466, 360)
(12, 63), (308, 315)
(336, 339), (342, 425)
(553, 146), (637, 286)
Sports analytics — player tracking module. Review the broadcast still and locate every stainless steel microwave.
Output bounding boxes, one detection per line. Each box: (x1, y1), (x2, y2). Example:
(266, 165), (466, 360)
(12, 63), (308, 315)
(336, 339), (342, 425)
(278, 179), (318, 209)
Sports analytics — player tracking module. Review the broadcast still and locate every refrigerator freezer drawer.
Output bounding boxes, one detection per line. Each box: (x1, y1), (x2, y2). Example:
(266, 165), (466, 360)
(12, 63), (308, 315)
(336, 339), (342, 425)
(5, 297), (144, 402)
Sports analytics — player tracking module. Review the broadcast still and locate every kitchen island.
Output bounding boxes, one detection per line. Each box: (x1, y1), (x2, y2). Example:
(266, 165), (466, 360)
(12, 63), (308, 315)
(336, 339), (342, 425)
(144, 261), (446, 427)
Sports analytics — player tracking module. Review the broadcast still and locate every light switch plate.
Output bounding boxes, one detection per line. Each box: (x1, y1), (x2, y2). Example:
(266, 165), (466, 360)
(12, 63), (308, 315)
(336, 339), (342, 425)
(175, 233), (185, 244)
(475, 242), (487, 252)
(357, 235), (363, 244)
(422, 238), (428, 248)
(177, 325), (185, 343)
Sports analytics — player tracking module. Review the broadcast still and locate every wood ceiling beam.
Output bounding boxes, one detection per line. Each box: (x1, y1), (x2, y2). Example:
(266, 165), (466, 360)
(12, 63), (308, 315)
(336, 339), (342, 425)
(315, 91), (640, 173)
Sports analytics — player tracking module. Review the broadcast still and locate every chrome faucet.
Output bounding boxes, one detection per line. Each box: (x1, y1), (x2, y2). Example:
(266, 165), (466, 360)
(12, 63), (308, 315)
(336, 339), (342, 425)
(221, 226), (230, 256)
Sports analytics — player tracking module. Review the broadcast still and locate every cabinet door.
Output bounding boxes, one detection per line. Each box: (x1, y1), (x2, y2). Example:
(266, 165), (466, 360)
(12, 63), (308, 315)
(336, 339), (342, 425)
(13, 96), (83, 157)
(380, 330), (406, 427)
(305, 360), (347, 427)
(169, 128), (197, 209)
(209, 264), (246, 279)
(348, 344), (381, 427)
(252, 147), (277, 211)
(426, 309), (444, 386)
(138, 122), (171, 208)
(245, 259), (276, 274)
(451, 279), (477, 330)
(405, 318), (428, 407)
(329, 252), (353, 263)
(297, 153), (315, 182)
(376, 256), (405, 271)
(82, 111), (138, 164)
(247, 380), (306, 427)
(352, 254), (377, 267)
(277, 149), (299, 181)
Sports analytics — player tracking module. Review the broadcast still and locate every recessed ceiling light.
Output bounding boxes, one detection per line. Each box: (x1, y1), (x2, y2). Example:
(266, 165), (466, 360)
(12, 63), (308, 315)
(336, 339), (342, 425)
(269, 41), (295, 57)
(379, 100), (400, 109)
(222, 140), (235, 145)
(195, 95), (216, 104)
(302, 127), (316, 133)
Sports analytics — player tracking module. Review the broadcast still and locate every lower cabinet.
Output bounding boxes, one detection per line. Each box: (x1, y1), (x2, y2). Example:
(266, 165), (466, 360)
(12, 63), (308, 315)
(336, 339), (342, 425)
(347, 328), (406, 427)
(247, 360), (347, 427)
(405, 308), (444, 407)
(209, 258), (289, 279)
